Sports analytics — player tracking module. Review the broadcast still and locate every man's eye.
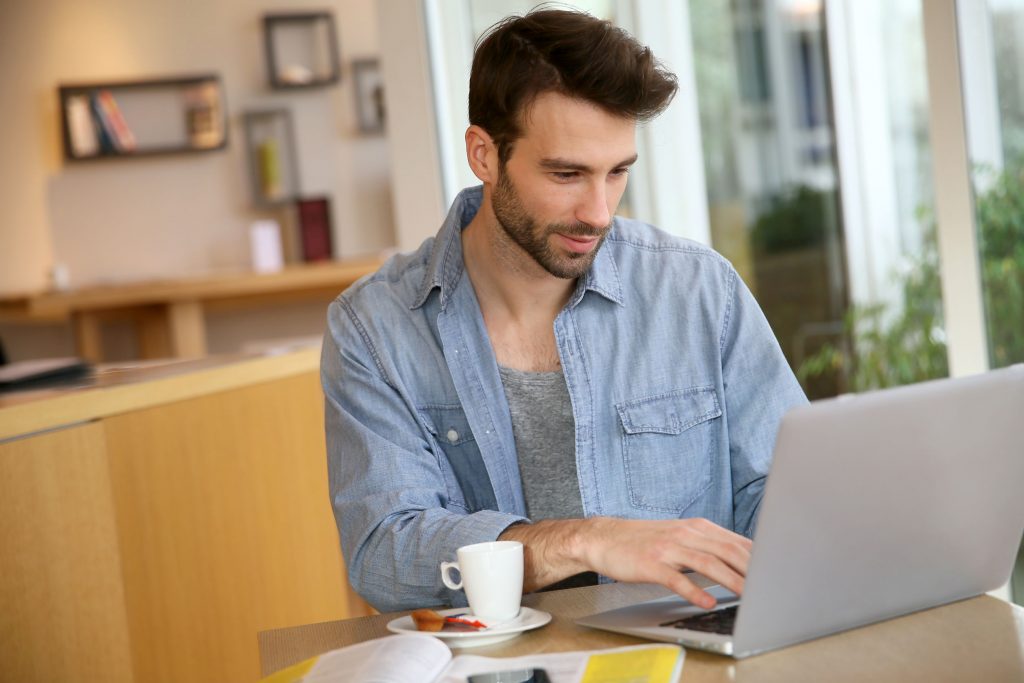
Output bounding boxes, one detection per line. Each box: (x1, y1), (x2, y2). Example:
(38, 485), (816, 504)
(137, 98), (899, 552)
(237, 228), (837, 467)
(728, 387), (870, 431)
(551, 171), (578, 180)
(610, 167), (630, 178)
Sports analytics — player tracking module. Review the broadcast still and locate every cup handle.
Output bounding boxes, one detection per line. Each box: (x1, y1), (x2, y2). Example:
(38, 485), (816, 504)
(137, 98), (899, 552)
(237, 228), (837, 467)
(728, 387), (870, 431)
(440, 560), (463, 590)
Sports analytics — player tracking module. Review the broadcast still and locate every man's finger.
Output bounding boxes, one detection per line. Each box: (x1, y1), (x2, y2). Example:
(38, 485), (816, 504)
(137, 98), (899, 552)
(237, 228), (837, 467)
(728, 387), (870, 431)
(653, 566), (717, 609)
(693, 536), (752, 575)
(665, 526), (752, 576)
(672, 549), (746, 596)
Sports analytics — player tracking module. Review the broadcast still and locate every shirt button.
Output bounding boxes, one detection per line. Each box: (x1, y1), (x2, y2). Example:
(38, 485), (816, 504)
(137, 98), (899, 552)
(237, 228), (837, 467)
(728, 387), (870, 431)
(446, 429), (459, 443)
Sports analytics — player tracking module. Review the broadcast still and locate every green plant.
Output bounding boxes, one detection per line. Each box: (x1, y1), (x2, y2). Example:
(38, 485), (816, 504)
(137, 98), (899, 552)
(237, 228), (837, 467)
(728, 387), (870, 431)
(751, 185), (837, 254)
(798, 159), (1024, 391)
(976, 161), (1024, 368)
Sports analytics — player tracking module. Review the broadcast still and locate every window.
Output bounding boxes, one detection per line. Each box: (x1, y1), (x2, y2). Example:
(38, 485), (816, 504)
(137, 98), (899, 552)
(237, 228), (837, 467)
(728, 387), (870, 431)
(964, 0), (1024, 371)
(691, 0), (849, 399)
(959, 0), (1024, 605)
(430, 0), (953, 399)
(819, 0), (948, 393)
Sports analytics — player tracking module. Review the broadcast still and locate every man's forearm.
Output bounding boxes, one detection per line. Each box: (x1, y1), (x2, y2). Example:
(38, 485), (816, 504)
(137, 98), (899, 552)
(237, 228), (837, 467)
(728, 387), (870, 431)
(499, 516), (752, 608)
(498, 518), (593, 592)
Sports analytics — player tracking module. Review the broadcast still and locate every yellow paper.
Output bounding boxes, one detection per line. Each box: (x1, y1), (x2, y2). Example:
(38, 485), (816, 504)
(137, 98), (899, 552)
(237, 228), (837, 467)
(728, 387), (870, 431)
(579, 645), (680, 683)
(259, 655), (318, 683)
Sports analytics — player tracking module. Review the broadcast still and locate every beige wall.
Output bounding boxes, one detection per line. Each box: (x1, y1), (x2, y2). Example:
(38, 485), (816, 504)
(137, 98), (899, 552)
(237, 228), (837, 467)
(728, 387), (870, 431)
(0, 1), (57, 295)
(0, 0), (394, 360)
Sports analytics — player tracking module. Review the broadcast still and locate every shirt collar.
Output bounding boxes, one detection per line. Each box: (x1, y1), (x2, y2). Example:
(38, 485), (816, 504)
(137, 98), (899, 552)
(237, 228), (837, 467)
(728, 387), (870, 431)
(412, 186), (624, 310)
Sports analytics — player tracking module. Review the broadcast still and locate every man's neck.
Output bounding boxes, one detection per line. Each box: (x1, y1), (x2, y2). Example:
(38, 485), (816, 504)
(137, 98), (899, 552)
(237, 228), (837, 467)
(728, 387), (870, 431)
(461, 203), (575, 325)
(460, 199), (575, 372)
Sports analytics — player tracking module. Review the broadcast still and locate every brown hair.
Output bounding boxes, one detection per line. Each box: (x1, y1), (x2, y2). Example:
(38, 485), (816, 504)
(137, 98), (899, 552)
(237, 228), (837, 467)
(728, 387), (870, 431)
(468, 8), (678, 164)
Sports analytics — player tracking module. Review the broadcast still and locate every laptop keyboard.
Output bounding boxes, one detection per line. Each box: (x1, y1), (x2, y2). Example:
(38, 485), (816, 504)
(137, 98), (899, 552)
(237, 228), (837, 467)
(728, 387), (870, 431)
(660, 605), (738, 635)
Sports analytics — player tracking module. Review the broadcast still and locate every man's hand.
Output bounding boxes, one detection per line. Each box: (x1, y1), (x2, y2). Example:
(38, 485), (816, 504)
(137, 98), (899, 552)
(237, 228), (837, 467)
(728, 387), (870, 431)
(499, 517), (752, 609)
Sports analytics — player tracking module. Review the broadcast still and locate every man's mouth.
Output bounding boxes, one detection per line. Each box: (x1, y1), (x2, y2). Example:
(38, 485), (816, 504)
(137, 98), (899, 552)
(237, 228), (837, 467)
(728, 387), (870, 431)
(555, 232), (601, 254)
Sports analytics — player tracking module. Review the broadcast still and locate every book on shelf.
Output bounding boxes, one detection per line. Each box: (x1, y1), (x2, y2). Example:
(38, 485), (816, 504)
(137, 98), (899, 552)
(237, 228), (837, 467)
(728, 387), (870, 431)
(89, 90), (136, 153)
(65, 95), (99, 158)
(296, 196), (333, 261)
(95, 89), (137, 151)
(88, 93), (116, 153)
(260, 633), (685, 683)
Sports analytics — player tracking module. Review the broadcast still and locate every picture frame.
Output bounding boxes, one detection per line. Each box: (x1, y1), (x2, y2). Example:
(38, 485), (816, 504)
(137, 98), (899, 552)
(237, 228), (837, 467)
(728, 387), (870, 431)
(352, 58), (385, 133)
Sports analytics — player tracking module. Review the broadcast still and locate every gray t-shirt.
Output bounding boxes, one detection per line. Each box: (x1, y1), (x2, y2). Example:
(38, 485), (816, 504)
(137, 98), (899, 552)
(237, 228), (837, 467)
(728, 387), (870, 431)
(498, 365), (583, 521)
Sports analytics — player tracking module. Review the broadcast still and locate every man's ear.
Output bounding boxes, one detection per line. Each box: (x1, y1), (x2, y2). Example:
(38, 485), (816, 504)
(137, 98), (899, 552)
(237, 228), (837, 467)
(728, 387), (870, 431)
(465, 125), (499, 184)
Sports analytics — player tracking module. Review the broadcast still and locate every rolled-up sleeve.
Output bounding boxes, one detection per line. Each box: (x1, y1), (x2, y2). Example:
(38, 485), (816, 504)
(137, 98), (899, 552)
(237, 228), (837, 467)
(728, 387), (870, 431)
(321, 298), (525, 612)
(718, 268), (808, 538)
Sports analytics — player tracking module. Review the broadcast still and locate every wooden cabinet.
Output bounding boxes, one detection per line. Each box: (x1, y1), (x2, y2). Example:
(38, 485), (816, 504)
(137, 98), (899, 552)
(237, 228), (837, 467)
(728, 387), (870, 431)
(0, 422), (135, 682)
(0, 349), (372, 683)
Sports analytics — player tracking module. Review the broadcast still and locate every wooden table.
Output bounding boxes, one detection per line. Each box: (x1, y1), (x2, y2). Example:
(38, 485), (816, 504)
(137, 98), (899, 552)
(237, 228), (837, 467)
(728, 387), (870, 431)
(258, 582), (1024, 682)
(0, 258), (381, 362)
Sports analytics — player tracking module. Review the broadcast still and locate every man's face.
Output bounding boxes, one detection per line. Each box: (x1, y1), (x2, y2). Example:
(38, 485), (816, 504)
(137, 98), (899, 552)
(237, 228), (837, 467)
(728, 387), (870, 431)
(489, 91), (637, 279)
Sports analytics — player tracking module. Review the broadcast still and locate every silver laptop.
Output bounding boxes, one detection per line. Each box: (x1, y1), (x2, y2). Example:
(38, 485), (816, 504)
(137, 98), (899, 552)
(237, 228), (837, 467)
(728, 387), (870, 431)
(577, 365), (1024, 658)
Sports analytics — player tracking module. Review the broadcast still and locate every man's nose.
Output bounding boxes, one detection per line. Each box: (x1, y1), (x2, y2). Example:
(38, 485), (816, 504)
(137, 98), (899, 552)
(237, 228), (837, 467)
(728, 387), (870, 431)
(575, 182), (611, 229)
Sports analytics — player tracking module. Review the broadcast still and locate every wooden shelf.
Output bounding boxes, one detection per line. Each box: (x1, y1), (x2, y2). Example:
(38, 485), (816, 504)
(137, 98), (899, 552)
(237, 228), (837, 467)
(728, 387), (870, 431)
(0, 257), (383, 361)
(263, 12), (341, 89)
(243, 108), (300, 206)
(59, 74), (227, 161)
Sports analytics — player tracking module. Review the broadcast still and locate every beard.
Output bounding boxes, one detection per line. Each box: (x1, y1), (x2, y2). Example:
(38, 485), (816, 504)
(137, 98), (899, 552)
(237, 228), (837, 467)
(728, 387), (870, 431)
(491, 169), (610, 280)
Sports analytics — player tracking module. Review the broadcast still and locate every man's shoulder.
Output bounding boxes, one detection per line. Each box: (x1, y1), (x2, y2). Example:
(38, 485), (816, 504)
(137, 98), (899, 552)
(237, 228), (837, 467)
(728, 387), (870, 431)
(605, 217), (735, 276)
(336, 239), (434, 314)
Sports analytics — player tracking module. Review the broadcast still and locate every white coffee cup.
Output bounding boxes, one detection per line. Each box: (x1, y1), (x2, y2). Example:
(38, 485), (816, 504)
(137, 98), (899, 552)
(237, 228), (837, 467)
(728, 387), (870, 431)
(440, 540), (523, 621)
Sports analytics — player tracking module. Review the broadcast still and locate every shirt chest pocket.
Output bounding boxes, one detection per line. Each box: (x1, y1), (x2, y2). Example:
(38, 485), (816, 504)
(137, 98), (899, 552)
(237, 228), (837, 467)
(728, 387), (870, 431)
(417, 405), (493, 513)
(615, 387), (722, 514)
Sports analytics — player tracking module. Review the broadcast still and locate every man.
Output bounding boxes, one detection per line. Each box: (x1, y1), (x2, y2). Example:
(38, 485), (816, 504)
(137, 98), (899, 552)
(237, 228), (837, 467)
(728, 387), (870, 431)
(322, 9), (806, 613)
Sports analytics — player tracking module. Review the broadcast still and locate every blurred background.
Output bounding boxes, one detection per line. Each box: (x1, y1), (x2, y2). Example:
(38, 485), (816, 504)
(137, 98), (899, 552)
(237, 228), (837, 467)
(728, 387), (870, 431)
(0, 0), (394, 360)
(2, 0), (1022, 393)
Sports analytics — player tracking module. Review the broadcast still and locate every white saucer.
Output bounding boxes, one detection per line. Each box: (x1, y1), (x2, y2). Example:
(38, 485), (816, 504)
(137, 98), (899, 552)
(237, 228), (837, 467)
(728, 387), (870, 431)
(386, 606), (552, 648)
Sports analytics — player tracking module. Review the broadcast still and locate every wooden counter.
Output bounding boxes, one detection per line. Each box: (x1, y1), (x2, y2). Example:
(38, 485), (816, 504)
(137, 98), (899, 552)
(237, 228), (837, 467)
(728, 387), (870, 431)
(0, 347), (374, 683)
(0, 258), (382, 361)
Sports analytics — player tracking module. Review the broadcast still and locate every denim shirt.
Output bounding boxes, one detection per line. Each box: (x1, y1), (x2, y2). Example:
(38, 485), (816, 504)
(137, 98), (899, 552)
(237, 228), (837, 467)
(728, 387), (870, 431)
(322, 186), (807, 612)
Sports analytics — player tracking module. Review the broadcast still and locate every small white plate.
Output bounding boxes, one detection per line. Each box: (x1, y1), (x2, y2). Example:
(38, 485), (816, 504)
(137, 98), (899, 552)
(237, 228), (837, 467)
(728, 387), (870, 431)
(386, 606), (552, 648)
